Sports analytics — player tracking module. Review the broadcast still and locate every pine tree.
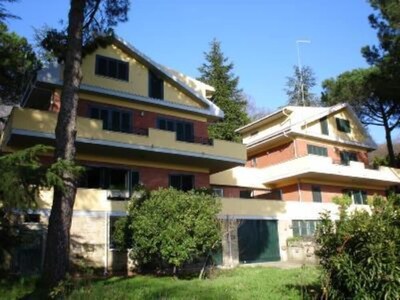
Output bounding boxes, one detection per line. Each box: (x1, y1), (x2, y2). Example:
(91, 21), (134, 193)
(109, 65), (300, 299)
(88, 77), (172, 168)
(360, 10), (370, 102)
(0, 23), (41, 104)
(285, 65), (319, 106)
(198, 39), (249, 142)
(38, 0), (130, 288)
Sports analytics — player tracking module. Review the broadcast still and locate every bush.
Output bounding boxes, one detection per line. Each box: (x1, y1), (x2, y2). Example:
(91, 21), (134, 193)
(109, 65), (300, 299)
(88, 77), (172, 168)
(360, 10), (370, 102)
(315, 194), (400, 299)
(113, 187), (221, 272)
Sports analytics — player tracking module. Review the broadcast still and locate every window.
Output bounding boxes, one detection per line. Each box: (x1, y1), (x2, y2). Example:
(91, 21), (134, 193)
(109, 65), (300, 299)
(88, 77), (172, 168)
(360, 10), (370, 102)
(90, 106), (131, 133)
(149, 70), (164, 99)
(320, 117), (329, 135)
(307, 144), (328, 157)
(212, 188), (224, 197)
(340, 151), (358, 165)
(343, 189), (367, 205)
(95, 55), (129, 81)
(336, 117), (351, 133)
(269, 189), (282, 200)
(109, 216), (124, 249)
(169, 174), (194, 191)
(79, 167), (139, 199)
(157, 118), (194, 142)
(239, 190), (253, 199)
(312, 186), (322, 203)
(24, 214), (40, 223)
(292, 220), (319, 237)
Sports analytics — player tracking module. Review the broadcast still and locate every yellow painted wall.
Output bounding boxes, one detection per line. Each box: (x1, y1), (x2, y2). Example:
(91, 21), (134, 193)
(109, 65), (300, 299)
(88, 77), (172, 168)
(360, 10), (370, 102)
(77, 44), (206, 109)
(242, 115), (288, 144)
(303, 109), (368, 144)
(163, 81), (202, 108)
(9, 108), (246, 162)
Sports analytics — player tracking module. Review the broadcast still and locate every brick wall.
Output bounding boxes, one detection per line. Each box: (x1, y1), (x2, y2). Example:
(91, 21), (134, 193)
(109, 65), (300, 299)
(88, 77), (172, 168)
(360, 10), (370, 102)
(79, 160), (209, 190)
(246, 142), (295, 168)
(296, 139), (369, 165)
(280, 182), (385, 203)
(77, 99), (209, 138)
(246, 139), (370, 169)
(139, 165), (209, 189)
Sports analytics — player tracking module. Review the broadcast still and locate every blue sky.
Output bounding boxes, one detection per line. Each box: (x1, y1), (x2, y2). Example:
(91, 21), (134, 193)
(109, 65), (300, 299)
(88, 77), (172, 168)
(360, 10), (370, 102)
(4, 0), (397, 143)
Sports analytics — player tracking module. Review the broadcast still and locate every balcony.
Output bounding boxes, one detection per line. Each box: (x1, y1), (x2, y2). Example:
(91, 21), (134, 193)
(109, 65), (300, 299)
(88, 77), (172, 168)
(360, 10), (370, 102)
(37, 189), (370, 221)
(211, 154), (400, 190)
(259, 154), (400, 187)
(1, 108), (246, 173)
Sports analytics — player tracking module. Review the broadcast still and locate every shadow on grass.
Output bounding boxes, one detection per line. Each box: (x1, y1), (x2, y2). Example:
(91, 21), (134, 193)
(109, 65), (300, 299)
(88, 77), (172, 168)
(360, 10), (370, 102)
(284, 283), (323, 300)
(68, 275), (235, 300)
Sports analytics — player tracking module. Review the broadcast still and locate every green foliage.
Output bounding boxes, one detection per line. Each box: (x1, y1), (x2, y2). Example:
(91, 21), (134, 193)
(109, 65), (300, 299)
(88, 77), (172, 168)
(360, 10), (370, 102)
(0, 0), (19, 22)
(372, 153), (400, 168)
(362, 0), (400, 80)
(0, 145), (83, 213)
(321, 67), (400, 166)
(114, 187), (221, 271)
(39, 0), (130, 62)
(315, 194), (400, 299)
(198, 39), (250, 142)
(285, 65), (320, 106)
(0, 22), (41, 104)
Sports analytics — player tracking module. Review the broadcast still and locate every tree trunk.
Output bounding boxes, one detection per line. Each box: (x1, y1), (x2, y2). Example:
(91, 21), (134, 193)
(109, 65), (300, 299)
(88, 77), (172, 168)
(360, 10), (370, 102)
(380, 103), (396, 166)
(41, 0), (86, 288)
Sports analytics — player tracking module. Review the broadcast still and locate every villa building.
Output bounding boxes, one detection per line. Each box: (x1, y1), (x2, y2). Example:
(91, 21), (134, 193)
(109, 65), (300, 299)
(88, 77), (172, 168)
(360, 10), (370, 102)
(0, 36), (246, 273)
(210, 104), (400, 265)
(1, 36), (399, 273)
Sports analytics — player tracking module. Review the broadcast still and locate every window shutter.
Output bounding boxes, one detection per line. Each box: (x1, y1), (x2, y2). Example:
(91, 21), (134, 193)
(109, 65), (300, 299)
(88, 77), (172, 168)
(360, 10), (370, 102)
(121, 112), (131, 133)
(312, 186), (322, 202)
(320, 117), (329, 135)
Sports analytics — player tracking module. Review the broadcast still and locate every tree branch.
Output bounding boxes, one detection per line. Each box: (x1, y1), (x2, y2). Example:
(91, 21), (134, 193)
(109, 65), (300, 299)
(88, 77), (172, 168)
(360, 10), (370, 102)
(83, 0), (101, 31)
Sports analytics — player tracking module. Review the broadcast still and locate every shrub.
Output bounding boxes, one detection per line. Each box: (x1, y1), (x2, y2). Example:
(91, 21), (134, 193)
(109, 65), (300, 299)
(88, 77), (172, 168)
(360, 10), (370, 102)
(315, 194), (400, 299)
(113, 187), (221, 272)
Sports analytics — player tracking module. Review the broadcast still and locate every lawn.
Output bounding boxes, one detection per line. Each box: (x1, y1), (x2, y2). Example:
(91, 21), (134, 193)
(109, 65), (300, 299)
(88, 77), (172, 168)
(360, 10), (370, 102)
(0, 266), (321, 299)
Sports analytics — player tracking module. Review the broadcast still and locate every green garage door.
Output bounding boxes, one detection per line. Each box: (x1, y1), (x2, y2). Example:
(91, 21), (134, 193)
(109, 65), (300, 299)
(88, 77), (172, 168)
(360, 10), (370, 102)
(238, 219), (280, 263)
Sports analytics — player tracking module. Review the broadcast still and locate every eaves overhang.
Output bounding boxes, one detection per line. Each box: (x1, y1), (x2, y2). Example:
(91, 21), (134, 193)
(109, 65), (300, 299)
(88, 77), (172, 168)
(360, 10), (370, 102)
(33, 79), (223, 120)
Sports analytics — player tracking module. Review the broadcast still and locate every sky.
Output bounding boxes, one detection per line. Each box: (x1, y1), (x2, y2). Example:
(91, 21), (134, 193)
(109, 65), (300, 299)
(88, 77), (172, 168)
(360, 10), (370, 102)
(4, 0), (398, 143)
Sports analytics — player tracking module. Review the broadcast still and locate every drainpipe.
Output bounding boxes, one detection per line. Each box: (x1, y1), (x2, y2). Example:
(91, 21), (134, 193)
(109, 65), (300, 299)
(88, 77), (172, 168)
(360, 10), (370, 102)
(297, 180), (303, 202)
(104, 212), (109, 276)
(282, 108), (298, 158)
(227, 216), (233, 267)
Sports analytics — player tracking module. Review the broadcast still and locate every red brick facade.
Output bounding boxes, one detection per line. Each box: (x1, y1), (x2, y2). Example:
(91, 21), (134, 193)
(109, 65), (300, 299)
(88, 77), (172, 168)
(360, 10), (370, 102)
(246, 139), (369, 168)
(246, 142), (295, 168)
(138, 166), (209, 190)
(77, 99), (209, 139)
(280, 183), (385, 203)
(215, 182), (385, 203)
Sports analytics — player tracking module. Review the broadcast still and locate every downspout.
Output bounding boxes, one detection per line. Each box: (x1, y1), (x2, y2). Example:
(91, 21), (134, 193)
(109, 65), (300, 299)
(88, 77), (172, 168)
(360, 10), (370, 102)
(297, 180), (303, 202)
(282, 107), (302, 202)
(282, 108), (298, 158)
(104, 212), (109, 276)
(227, 216), (233, 267)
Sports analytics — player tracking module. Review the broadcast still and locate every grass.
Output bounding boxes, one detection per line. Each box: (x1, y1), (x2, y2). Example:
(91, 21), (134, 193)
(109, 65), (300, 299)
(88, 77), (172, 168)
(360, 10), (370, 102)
(0, 266), (321, 300)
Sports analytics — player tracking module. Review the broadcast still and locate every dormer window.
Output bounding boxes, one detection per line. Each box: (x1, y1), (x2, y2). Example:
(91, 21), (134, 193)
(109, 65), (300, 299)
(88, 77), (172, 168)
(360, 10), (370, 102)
(336, 117), (351, 133)
(95, 55), (129, 81)
(149, 70), (164, 99)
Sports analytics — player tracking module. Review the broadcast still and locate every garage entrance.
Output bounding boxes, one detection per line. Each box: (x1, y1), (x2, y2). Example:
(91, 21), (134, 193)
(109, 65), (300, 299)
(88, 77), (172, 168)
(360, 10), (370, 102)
(238, 219), (280, 263)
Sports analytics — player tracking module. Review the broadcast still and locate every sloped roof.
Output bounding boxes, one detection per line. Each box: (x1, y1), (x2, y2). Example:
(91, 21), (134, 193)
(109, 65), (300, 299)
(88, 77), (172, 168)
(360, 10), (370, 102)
(36, 36), (223, 119)
(240, 103), (377, 150)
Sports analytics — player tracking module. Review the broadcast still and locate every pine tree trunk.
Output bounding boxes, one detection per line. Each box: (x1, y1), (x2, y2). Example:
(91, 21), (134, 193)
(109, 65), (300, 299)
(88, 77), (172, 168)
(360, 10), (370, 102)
(41, 0), (85, 288)
(380, 103), (396, 166)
